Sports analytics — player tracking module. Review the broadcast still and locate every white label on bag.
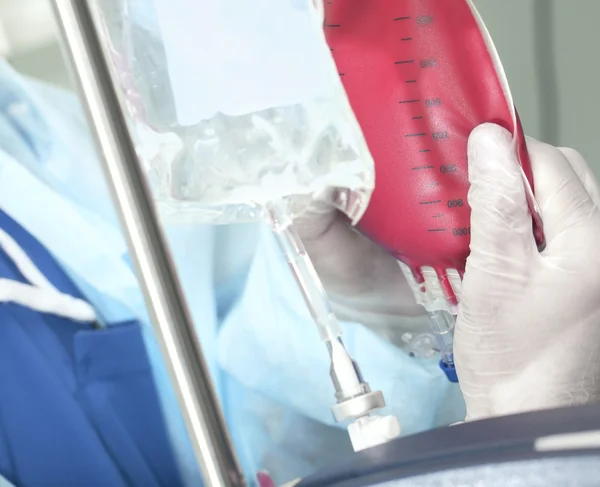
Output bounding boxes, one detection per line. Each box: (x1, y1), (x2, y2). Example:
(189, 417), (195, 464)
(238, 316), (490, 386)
(154, 0), (337, 125)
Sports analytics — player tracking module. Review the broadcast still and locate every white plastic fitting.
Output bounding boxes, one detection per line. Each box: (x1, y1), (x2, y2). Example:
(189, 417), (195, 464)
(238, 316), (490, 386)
(347, 415), (401, 452)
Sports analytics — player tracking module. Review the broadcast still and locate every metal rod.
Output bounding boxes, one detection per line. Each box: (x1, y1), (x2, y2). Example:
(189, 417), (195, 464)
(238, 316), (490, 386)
(49, 2), (245, 486)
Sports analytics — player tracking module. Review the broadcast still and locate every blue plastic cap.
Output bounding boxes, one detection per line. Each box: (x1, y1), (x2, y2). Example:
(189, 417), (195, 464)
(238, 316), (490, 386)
(439, 359), (459, 383)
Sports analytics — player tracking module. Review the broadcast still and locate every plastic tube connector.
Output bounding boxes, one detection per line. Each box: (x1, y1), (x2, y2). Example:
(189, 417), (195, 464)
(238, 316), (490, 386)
(439, 359), (459, 383)
(328, 338), (388, 423)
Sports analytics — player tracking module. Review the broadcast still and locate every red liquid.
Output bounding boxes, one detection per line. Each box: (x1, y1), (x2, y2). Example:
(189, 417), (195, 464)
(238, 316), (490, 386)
(325, 0), (543, 303)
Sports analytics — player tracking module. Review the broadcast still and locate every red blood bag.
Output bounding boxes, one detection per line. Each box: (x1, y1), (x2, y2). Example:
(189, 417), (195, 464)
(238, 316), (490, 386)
(324, 0), (544, 308)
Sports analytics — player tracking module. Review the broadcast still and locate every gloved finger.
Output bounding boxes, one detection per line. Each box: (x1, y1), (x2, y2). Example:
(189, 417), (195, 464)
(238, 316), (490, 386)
(293, 205), (338, 243)
(466, 123), (535, 263)
(526, 137), (597, 243)
(294, 208), (411, 301)
(292, 209), (425, 322)
(558, 147), (600, 208)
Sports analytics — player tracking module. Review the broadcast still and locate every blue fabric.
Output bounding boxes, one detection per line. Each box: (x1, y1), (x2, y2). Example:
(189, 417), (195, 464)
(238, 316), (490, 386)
(0, 210), (183, 487)
(0, 58), (466, 486)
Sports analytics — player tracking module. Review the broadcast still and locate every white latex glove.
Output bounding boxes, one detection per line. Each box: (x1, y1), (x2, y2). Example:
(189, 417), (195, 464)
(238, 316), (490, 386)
(456, 123), (600, 421)
(293, 202), (429, 346)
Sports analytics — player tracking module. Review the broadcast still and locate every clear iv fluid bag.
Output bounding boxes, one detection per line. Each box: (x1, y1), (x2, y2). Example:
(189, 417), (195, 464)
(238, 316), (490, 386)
(325, 0), (544, 301)
(95, 0), (375, 225)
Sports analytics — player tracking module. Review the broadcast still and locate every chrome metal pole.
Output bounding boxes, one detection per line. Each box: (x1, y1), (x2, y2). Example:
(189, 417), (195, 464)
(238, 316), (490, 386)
(49, 2), (245, 486)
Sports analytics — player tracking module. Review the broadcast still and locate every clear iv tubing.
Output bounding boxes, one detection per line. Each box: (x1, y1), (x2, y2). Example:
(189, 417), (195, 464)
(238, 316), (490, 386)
(268, 204), (391, 431)
(268, 204), (342, 343)
(428, 309), (456, 367)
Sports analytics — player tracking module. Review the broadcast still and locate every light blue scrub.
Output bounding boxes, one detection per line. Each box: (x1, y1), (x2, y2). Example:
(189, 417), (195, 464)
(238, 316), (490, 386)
(0, 58), (465, 486)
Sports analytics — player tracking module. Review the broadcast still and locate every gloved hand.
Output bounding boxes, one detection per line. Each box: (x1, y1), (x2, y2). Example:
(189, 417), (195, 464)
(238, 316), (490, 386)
(293, 201), (429, 345)
(456, 123), (600, 420)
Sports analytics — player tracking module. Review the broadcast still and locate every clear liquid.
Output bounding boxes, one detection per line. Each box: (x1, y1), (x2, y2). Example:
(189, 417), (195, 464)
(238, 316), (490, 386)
(138, 102), (373, 225)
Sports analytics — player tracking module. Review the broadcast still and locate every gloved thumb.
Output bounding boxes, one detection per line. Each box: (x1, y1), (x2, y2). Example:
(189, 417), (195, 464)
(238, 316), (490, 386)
(466, 123), (536, 264)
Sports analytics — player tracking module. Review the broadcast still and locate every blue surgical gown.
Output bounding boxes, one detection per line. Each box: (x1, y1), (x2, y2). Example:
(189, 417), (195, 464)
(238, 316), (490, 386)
(0, 58), (465, 486)
(0, 209), (183, 487)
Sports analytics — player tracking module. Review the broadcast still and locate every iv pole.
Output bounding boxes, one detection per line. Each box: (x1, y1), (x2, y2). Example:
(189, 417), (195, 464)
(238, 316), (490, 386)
(49, 1), (246, 486)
